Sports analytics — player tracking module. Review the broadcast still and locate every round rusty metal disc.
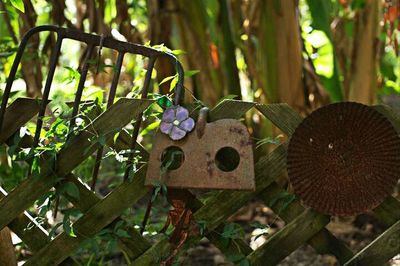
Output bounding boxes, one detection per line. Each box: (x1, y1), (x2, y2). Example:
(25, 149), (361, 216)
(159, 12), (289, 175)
(287, 102), (400, 216)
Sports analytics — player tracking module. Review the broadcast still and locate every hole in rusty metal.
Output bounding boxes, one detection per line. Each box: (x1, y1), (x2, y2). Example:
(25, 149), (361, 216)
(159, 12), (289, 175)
(215, 147), (240, 172)
(161, 146), (184, 171)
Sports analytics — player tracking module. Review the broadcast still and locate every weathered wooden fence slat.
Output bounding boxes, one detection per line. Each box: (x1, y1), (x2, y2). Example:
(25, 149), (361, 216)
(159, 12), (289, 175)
(0, 98), (398, 265)
(247, 209), (330, 266)
(25, 166), (150, 265)
(0, 98), (152, 231)
(0, 98), (44, 143)
(63, 175), (152, 259)
(373, 196), (400, 226)
(259, 183), (355, 264)
(344, 220), (400, 266)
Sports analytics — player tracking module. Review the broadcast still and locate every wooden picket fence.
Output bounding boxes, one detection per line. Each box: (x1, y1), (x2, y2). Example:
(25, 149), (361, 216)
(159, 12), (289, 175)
(0, 97), (399, 265)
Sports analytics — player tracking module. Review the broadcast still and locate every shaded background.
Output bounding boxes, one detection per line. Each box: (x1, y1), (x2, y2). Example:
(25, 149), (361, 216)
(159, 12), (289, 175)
(0, 0), (399, 265)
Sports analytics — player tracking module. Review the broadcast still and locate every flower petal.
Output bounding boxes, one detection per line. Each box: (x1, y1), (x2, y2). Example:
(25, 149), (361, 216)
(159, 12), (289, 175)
(170, 126), (186, 140)
(162, 108), (175, 123)
(160, 122), (173, 134)
(179, 118), (195, 132)
(175, 106), (189, 121)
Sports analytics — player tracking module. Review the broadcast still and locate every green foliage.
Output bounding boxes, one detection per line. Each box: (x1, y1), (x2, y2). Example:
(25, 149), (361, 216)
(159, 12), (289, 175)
(151, 180), (167, 203)
(220, 223), (245, 247)
(269, 191), (297, 215)
(256, 135), (282, 149)
(250, 221), (271, 241)
(9, 0), (24, 12)
(226, 254), (250, 266)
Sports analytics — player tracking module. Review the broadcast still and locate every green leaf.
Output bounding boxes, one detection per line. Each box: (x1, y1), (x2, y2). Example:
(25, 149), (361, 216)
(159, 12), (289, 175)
(216, 94), (238, 105)
(197, 220), (207, 236)
(63, 218), (77, 238)
(351, 0), (366, 10)
(48, 222), (63, 239)
(226, 254), (248, 265)
(239, 258), (250, 266)
(281, 194), (296, 211)
(113, 131), (120, 144)
(156, 96), (173, 109)
(268, 191), (291, 207)
(184, 70), (200, 77)
(62, 182), (80, 200)
(115, 229), (130, 238)
(98, 135), (106, 146)
(159, 75), (177, 86)
(10, 0), (25, 12)
(250, 222), (270, 230)
(305, 0), (332, 39)
(221, 223), (244, 240)
(139, 121), (160, 136)
(256, 136), (281, 148)
(151, 180), (167, 202)
(31, 156), (40, 174)
(169, 75), (178, 92)
(172, 49), (186, 56)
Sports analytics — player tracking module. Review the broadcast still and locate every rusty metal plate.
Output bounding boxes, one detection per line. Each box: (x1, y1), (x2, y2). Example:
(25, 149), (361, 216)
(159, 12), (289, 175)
(287, 102), (400, 216)
(146, 119), (255, 190)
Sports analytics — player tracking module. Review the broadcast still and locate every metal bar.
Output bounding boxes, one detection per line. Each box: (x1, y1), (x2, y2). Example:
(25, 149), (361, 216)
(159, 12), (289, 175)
(69, 43), (95, 131)
(31, 35), (63, 149)
(123, 56), (157, 181)
(0, 26), (184, 133)
(91, 52), (125, 190)
(107, 52), (125, 108)
(0, 36), (35, 131)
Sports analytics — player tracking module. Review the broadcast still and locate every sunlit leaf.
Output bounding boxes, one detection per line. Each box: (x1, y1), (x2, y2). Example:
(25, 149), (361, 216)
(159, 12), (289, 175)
(10, 0), (25, 13)
(184, 70), (200, 77)
(169, 75), (178, 92)
(159, 75), (177, 86)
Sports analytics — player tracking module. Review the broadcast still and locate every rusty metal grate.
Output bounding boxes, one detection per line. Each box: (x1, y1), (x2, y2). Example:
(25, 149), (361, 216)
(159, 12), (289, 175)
(0, 25), (184, 187)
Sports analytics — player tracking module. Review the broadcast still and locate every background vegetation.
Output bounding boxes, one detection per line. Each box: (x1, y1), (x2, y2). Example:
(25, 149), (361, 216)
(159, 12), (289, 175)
(0, 0), (399, 265)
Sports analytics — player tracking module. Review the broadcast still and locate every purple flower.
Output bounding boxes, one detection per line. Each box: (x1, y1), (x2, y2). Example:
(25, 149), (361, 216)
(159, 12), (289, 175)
(160, 106), (195, 140)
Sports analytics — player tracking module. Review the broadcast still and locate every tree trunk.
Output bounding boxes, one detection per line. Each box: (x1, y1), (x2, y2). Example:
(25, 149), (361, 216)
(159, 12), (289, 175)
(257, 0), (304, 108)
(172, 0), (225, 106)
(18, 0), (43, 98)
(217, 0), (241, 98)
(147, 0), (176, 95)
(348, 0), (381, 104)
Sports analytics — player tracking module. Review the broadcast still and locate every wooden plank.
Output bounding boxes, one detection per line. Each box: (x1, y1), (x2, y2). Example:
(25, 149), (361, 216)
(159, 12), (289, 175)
(131, 143), (288, 265)
(64, 174), (152, 259)
(0, 99), (153, 231)
(0, 187), (79, 266)
(24, 166), (151, 265)
(130, 101), (291, 264)
(344, 220), (400, 266)
(0, 98), (45, 144)
(258, 103), (399, 262)
(1, 100), (151, 261)
(256, 103), (303, 136)
(131, 237), (171, 266)
(55, 98), (152, 177)
(1, 99), (170, 261)
(209, 99), (255, 121)
(247, 210), (330, 266)
(0, 186), (49, 251)
(259, 183), (354, 264)
(373, 197), (400, 226)
(106, 128), (149, 160)
(193, 143), (287, 231)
